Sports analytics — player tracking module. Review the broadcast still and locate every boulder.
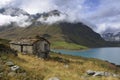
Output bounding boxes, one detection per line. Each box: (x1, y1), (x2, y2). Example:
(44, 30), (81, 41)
(86, 70), (120, 77)
(64, 64), (69, 68)
(5, 61), (14, 67)
(86, 70), (95, 75)
(48, 77), (60, 80)
(0, 72), (3, 78)
(104, 72), (112, 77)
(0, 65), (4, 72)
(113, 74), (120, 77)
(93, 72), (104, 77)
(11, 65), (20, 71)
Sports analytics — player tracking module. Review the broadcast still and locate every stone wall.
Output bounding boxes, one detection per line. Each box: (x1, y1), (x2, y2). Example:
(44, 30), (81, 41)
(23, 45), (33, 54)
(10, 44), (21, 52)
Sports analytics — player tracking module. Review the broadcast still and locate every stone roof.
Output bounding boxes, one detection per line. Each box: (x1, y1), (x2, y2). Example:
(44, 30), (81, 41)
(10, 37), (50, 45)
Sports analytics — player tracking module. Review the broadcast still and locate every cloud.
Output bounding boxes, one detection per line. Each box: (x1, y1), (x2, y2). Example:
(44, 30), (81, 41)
(96, 15), (120, 33)
(20, 0), (57, 14)
(0, 14), (32, 27)
(84, 0), (120, 33)
(0, 0), (120, 33)
(18, 0), (85, 23)
(37, 13), (67, 24)
(0, 0), (14, 8)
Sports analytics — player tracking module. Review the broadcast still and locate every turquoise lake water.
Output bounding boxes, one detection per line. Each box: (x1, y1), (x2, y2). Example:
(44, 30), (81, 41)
(53, 48), (120, 65)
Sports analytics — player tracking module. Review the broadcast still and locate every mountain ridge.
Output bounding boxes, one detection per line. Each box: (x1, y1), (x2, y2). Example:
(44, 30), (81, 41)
(0, 7), (116, 48)
(0, 22), (107, 48)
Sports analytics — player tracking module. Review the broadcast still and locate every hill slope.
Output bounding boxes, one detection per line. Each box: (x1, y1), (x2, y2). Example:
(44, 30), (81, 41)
(0, 22), (106, 48)
(0, 52), (120, 80)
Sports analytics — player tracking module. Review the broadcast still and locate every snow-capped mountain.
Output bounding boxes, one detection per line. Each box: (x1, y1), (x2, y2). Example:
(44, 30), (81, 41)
(0, 7), (29, 16)
(102, 32), (120, 42)
(0, 7), (67, 27)
(31, 10), (62, 20)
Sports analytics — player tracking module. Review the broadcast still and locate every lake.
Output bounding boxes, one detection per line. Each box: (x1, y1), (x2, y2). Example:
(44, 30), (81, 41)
(53, 48), (120, 65)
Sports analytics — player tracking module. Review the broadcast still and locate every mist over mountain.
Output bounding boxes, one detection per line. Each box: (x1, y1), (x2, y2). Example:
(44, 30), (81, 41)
(0, 7), (108, 47)
(0, 0), (120, 34)
(0, 6), (119, 47)
(0, 7), (67, 27)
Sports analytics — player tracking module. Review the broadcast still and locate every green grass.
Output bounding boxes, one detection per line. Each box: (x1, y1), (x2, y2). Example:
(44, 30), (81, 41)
(0, 38), (10, 45)
(51, 41), (88, 50)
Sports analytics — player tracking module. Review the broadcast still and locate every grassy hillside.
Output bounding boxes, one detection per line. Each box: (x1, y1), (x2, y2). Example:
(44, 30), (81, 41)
(51, 41), (87, 50)
(0, 52), (120, 80)
(0, 22), (107, 48)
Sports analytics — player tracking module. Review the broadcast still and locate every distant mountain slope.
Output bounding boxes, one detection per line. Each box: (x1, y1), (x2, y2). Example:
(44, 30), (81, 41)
(0, 7), (111, 48)
(0, 22), (107, 47)
(58, 23), (106, 47)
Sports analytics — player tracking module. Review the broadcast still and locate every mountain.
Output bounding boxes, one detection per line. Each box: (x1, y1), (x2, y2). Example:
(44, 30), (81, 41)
(0, 7), (111, 48)
(0, 22), (107, 48)
(0, 7), (66, 27)
(30, 10), (65, 26)
(102, 32), (120, 42)
(0, 7), (29, 16)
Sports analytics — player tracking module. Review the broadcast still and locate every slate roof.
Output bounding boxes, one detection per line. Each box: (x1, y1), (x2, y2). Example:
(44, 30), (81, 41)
(10, 37), (50, 45)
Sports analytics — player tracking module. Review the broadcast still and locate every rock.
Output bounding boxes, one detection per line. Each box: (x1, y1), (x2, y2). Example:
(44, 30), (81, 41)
(1, 56), (7, 60)
(0, 65), (4, 72)
(5, 61), (14, 67)
(104, 72), (112, 77)
(48, 77), (60, 80)
(11, 65), (20, 71)
(8, 72), (16, 77)
(93, 72), (104, 77)
(86, 70), (95, 75)
(86, 70), (120, 77)
(0, 72), (3, 78)
(113, 74), (120, 77)
(64, 64), (69, 68)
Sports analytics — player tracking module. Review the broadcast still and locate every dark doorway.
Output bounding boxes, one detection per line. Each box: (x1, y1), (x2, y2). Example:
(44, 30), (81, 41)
(21, 45), (23, 52)
(44, 44), (48, 51)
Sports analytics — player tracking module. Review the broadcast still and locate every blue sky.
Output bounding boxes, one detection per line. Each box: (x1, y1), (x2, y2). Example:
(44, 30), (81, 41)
(0, 0), (120, 33)
(83, 0), (100, 12)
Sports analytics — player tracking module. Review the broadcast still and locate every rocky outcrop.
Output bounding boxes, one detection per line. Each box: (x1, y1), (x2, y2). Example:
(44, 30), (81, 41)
(10, 65), (20, 71)
(0, 58), (27, 79)
(86, 70), (120, 77)
(5, 61), (14, 67)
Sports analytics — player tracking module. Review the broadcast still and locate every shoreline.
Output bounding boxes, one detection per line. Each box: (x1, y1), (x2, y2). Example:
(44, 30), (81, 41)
(51, 48), (120, 67)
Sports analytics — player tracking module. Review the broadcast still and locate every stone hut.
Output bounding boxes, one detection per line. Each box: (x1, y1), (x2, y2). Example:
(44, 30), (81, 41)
(10, 37), (50, 58)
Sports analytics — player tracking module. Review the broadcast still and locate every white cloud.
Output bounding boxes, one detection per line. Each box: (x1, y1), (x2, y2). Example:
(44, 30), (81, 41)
(0, 0), (120, 33)
(0, 0), (14, 8)
(37, 14), (67, 24)
(0, 14), (31, 27)
(19, 0), (57, 14)
(83, 0), (120, 33)
(17, 0), (85, 24)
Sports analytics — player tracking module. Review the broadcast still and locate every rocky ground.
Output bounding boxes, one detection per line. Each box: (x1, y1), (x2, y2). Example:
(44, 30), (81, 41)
(0, 55), (27, 80)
